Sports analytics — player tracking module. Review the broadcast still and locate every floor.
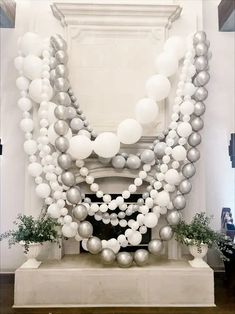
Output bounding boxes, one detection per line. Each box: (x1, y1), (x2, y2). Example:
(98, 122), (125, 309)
(0, 273), (234, 314)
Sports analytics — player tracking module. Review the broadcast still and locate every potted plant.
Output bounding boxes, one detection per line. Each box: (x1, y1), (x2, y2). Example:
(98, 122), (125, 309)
(173, 212), (235, 268)
(0, 212), (61, 268)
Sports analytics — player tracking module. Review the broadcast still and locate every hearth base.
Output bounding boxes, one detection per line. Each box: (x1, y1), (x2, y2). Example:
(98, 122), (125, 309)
(14, 254), (215, 307)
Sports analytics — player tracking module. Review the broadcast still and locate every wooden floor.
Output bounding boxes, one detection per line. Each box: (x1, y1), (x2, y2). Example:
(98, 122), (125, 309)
(0, 273), (234, 314)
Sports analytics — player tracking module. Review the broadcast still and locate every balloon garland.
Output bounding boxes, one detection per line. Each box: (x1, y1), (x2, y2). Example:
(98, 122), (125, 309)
(15, 31), (211, 267)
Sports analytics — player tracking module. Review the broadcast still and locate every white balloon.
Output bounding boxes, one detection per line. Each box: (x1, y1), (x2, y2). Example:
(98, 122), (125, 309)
(164, 36), (186, 60)
(47, 204), (60, 219)
(144, 212), (158, 228)
(183, 83), (196, 96)
(145, 75), (171, 101)
(24, 140), (37, 155)
(177, 122), (192, 138)
(165, 169), (180, 185)
(93, 132), (120, 158)
(135, 98), (159, 124)
(20, 32), (43, 57)
(14, 56), (24, 71)
(28, 162), (43, 177)
(68, 135), (93, 160)
(29, 79), (53, 103)
(20, 118), (34, 132)
(155, 52), (178, 77)
(172, 145), (187, 161)
(18, 97), (32, 111)
(117, 119), (142, 144)
(36, 183), (51, 198)
(128, 231), (142, 245)
(62, 224), (77, 238)
(180, 100), (194, 115)
(23, 55), (43, 80)
(48, 124), (72, 145)
(156, 191), (170, 207)
(16, 76), (30, 90)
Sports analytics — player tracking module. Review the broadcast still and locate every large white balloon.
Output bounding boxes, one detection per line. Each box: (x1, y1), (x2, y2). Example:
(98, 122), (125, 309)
(68, 135), (93, 160)
(48, 124), (72, 145)
(177, 122), (192, 138)
(117, 119), (142, 144)
(144, 213), (158, 228)
(135, 98), (159, 124)
(24, 140), (37, 155)
(62, 224), (77, 238)
(164, 36), (186, 60)
(47, 204), (60, 219)
(23, 55), (43, 80)
(93, 132), (120, 158)
(29, 79), (53, 103)
(128, 231), (142, 246)
(172, 145), (187, 161)
(28, 162), (43, 177)
(145, 75), (171, 101)
(20, 32), (43, 57)
(165, 169), (180, 185)
(155, 52), (178, 77)
(156, 191), (170, 206)
(35, 183), (51, 198)
(180, 100), (195, 115)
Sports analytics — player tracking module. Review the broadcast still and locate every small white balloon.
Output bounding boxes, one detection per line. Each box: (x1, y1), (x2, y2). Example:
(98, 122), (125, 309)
(29, 79), (53, 103)
(14, 56), (24, 71)
(28, 162), (43, 177)
(18, 97), (32, 111)
(16, 76), (30, 91)
(155, 52), (178, 77)
(20, 118), (34, 132)
(128, 231), (142, 246)
(165, 169), (180, 185)
(68, 135), (93, 160)
(117, 119), (142, 144)
(172, 145), (187, 161)
(36, 183), (51, 198)
(145, 75), (171, 101)
(156, 191), (170, 207)
(144, 212), (158, 228)
(183, 83), (196, 96)
(93, 132), (120, 158)
(47, 203), (60, 219)
(23, 55), (43, 80)
(177, 122), (192, 138)
(180, 100), (195, 115)
(135, 98), (159, 124)
(24, 140), (37, 155)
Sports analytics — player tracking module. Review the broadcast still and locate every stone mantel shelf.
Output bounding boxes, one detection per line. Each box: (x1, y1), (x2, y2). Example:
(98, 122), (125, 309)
(51, 2), (182, 28)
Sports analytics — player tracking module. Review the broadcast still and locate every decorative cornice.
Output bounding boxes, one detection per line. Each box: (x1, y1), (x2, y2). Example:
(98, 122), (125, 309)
(51, 2), (182, 29)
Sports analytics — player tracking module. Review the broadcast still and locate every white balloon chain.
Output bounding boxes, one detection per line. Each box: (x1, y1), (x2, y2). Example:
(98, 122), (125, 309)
(15, 31), (210, 266)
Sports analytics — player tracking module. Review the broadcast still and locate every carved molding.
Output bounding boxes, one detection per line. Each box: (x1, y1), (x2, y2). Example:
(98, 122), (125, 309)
(51, 2), (182, 29)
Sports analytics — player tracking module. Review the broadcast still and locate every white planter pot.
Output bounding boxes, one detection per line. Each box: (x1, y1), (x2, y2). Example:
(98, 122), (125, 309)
(20, 242), (42, 269)
(188, 244), (209, 268)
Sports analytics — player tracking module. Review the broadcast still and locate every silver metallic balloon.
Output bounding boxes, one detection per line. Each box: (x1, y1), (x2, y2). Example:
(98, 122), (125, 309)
(188, 132), (201, 147)
(179, 179), (192, 194)
(191, 117), (204, 132)
(141, 149), (155, 163)
(126, 155), (141, 170)
(195, 42), (208, 56)
(87, 236), (102, 254)
(54, 78), (70, 92)
(66, 187), (81, 204)
(50, 69), (56, 82)
(194, 56), (208, 71)
(154, 142), (167, 159)
(101, 248), (116, 265)
(55, 136), (69, 152)
(72, 204), (88, 221)
(148, 239), (163, 255)
(55, 50), (68, 64)
(111, 155), (126, 169)
(55, 64), (68, 78)
(116, 252), (133, 268)
(61, 171), (75, 187)
(159, 226), (173, 241)
(54, 120), (69, 136)
(173, 195), (186, 210)
(55, 92), (71, 106)
(193, 31), (207, 44)
(194, 102), (206, 116)
(196, 71), (210, 86)
(194, 87), (208, 101)
(54, 105), (68, 120)
(50, 57), (57, 69)
(66, 107), (77, 120)
(167, 211), (181, 225)
(187, 147), (200, 162)
(58, 153), (72, 170)
(78, 221), (93, 238)
(134, 249), (149, 266)
(182, 163), (196, 178)
(70, 118), (84, 131)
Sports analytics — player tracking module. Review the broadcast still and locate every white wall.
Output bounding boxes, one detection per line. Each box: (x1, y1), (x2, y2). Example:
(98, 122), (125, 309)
(0, 0), (234, 272)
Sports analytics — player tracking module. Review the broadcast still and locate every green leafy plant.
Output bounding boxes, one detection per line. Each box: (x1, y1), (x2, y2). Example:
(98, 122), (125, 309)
(173, 212), (235, 261)
(0, 211), (61, 253)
